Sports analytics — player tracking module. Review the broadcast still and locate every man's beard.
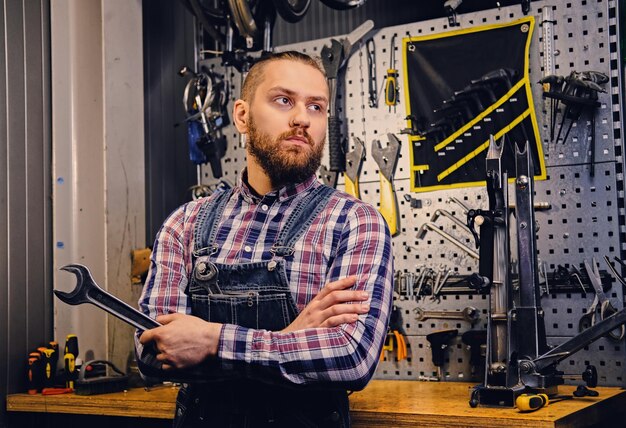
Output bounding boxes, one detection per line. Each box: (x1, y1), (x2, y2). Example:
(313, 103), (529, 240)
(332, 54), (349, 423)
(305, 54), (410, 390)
(247, 116), (325, 188)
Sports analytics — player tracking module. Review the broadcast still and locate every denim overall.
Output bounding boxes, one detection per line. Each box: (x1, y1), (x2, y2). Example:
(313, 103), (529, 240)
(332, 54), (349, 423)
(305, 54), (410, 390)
(173, 184), (350, 428)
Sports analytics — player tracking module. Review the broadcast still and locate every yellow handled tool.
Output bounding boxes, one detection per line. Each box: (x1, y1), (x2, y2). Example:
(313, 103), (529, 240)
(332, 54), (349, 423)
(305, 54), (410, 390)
(371, 134), (401, 236)
(515, 393), (549, 412)
(384, 34), (399, 110)
(345, 137), (366, 199)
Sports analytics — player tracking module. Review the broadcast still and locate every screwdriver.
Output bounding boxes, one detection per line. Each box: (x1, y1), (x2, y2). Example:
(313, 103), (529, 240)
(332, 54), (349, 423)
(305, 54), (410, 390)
(64, 353), (77, 389)
(64, 334), (79, 359)
(64, 334), (79, 389)
(27, 352), (43, 395)
(384, 34), (399, 111)
(37, 347), (56, 388)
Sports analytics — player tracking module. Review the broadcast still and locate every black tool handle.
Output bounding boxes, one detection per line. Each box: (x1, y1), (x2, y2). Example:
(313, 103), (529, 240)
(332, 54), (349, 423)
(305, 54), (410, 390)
(328, 115), (345, 172)
(85, 287), (161, 331)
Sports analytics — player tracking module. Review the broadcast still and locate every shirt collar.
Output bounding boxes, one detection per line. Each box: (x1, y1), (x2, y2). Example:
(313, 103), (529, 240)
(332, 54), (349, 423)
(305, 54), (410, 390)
(236, 168), (320, 203)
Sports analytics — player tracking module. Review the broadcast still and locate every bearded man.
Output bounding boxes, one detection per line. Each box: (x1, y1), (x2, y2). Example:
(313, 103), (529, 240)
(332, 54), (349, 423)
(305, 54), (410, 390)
(136, 51), (393, 428)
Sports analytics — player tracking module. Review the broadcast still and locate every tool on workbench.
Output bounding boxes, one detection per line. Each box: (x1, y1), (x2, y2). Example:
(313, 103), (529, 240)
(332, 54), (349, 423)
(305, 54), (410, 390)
(366, 38), (378, 108)
(63, 334), (79, 389)
(55, 264), (161, 331)
(573, 385), (599, 397)
(27, 352), (43, 394)
(36, 347), (56, 388)
(64, 334), (79, 361)
(48, 341), (59, 377)
(515, 393), (549, 412)
(344, 137), (366, 199)
(64, 352), (77, 389)
(371, 133), (401, 236)
(75, 360), (129, 396)
(426, 329), (458, 381)
(321, 20), (374, 172)
(41, 387), (74, 395)
(384, 34), (399, 111)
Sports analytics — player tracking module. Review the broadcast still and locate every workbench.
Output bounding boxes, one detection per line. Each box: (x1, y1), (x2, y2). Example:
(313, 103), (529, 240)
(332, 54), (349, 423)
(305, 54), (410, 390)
(6, 380), (626, 427)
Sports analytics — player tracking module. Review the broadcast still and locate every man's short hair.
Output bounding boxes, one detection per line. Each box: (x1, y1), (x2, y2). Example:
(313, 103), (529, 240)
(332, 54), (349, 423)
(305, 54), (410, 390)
(240, 51), (326, 103)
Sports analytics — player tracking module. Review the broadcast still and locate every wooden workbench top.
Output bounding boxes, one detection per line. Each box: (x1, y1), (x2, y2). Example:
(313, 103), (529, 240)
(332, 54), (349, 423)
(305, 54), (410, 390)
(7, 380), (626, 427)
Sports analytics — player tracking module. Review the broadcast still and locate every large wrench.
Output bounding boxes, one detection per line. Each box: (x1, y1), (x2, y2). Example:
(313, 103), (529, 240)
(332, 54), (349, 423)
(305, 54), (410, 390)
(55, 264), (160, 331)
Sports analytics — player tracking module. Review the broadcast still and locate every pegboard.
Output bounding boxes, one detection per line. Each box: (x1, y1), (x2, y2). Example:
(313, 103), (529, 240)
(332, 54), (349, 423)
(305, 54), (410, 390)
(196, 0), (626, 387)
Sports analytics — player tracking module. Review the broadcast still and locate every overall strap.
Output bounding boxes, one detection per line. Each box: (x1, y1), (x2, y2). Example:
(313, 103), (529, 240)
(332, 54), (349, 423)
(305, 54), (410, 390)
(192, 187), (234, 257)
(271, 185), (336, 257)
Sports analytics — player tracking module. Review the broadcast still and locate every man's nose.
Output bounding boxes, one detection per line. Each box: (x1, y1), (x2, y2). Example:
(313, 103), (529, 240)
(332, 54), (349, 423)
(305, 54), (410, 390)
(289, 103), (310, 128)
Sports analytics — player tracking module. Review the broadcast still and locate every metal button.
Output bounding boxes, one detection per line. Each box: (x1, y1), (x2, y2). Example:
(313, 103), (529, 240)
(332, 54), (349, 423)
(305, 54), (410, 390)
(261, 204), (269, 211)
(268, 260), (277, 271)
(197, 261), (207, 274)
(244, 245), (252, 252)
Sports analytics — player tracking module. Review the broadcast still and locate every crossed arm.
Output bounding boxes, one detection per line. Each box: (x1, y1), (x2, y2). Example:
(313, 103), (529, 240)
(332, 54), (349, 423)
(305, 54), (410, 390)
(136, 201), (393, 388)
(139, 276), (369, 370)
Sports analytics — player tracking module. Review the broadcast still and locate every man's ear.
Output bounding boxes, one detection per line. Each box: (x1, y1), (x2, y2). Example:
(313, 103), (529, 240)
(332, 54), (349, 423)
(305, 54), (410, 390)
(233, 99), (249, 134)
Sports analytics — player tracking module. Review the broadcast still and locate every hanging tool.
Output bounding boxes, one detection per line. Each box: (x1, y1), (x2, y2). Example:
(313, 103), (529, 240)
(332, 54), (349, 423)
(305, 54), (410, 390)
(539, 6), (557, 143)
(426, 329), (458, 380)
(414, 307), (479, 323)
(462, 330), (487, 378)
(321, 20), (374, 172)
(366, 38), (378, 108)
(384, 34), (399, 111)
(55, 264), (161, 331)
(179, 65), (229, 179)
(417, 223), (479, 259)
(319, 165), (338, 189)
(579, 259), (625, 341)
(380, 306), (408, 361)
(344, 137), (366, 199)
(371, 133), (401, 236)
(444, 0), (462, 26)
(604, 255), (626, 288)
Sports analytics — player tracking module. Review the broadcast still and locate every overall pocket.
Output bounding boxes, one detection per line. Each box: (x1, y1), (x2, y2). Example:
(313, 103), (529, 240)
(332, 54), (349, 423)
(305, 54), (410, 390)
(191, 291), (292, 331)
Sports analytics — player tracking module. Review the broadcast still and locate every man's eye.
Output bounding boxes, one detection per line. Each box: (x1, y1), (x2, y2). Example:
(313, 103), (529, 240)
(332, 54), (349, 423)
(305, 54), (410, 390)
(275, 97), (290, 105)
(308, 104), (322, 112)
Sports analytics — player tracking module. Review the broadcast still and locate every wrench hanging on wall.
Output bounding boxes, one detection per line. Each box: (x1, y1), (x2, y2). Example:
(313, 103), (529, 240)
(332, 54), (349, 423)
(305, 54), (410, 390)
(371, 133), (401, 236)
(321, 20), (374, 172)
(344, 137), (366, 199)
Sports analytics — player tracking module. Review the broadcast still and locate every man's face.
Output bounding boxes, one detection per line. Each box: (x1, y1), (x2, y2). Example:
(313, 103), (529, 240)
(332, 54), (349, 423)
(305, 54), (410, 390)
(245, 60), (329, 187)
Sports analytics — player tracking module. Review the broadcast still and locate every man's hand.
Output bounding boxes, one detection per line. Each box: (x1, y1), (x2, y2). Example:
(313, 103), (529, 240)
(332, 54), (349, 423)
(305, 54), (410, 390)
(282, 276), (370, 333)
(139, 313), (222, 370)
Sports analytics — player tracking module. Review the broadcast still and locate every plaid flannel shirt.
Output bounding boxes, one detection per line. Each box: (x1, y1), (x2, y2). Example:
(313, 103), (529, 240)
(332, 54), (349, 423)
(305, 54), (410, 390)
(137, 172), (393, 390)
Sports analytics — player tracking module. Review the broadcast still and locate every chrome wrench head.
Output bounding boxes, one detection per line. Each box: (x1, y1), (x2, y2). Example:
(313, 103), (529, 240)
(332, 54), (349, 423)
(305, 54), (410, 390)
(55, 264), (98, 305)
